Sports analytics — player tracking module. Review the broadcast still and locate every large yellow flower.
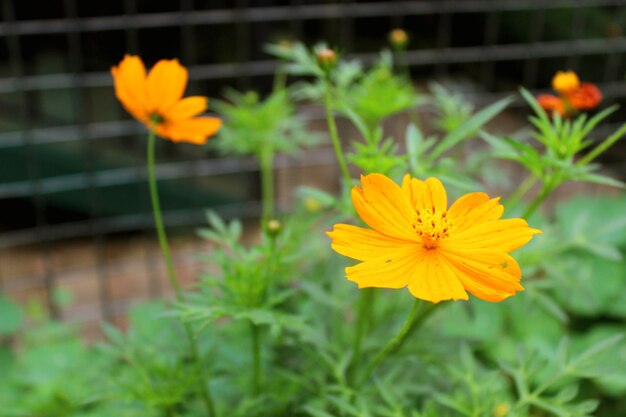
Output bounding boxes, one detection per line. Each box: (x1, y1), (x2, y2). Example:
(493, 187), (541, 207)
(111, 55), (221, 144)
(327, 174), (541, 303)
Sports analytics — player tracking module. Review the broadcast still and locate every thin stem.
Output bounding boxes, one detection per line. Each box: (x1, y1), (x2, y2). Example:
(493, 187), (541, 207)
(259, 145), (275, 225)
(250, 321), (261, 396)
(577, 121), (626, 166)
(323, 76), (352, 188)
(273, 67), (288, 93)
(349, 288), (375, 384)
(504, 174), (538, 211)
(522, 183), (552, 219)
(147, 129), (181, 297)
(146, 130), (217, 417)
(358, 298), (424, 386)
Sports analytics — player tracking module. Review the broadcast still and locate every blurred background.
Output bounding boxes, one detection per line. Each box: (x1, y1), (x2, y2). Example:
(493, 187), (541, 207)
(2, 0), (626, 338)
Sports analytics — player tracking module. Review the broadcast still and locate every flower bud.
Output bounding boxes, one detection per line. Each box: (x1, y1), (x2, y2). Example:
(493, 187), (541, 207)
(492, 403), (510, 417)
(316, 48), (337, 72)
(304, 197), (323, 212)
(389, 28), (409, 50)
(266, 219), (282, 236)
(278, 39), (293, 52)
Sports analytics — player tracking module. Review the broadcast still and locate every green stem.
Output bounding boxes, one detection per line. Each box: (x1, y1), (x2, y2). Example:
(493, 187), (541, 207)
(147, 130), (217, 417)
(349, 288), (375, 384)
(504, 175), (538, 211)
(273, 68), (288, 93)
(259, 145), (275, 225)
(324, 76), (352, 188)
(358, 299), (425, 386)
(577, 122), (626, 166)
(522, 183), (552, 219)
(250, 321), (261, 396)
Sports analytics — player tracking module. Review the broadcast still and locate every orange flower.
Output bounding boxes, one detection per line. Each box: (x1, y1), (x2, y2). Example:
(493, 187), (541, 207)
(537, 94), (565, 116)
(566, 82), (602, 111)
(111, 55), (221, 144)
(552, 70), (580, 94)
(536, 71), (602, 117)
(327, 174), (541, 303)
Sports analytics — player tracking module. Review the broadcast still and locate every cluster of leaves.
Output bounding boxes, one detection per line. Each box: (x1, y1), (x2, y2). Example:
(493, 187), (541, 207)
(482, 88), (626, 215)
(211, 89), (318, 156)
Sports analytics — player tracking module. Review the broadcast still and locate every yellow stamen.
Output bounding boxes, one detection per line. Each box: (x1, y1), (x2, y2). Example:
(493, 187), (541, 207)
(412, 208), (452, 249)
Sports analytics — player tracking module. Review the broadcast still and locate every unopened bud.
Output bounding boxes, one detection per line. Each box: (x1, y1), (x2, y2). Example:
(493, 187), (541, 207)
(278, 39), (293, 52)
(266, 219), (282, 236)
(389, 28), (409, 50)
(316, 48), (337, 72)
(304, 197), (323, 212)
(492, 403), (510, 417)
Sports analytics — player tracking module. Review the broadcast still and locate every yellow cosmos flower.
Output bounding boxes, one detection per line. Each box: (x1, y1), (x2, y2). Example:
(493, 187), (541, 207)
(111, 55), (221, 144)
(552, 70), (580, 94)
(327, 174), (541, 303)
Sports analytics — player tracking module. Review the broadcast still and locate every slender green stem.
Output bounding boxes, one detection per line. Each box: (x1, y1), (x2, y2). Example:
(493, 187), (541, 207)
(147, 130), (216, 417)
(391, 301), (439, 354)
(577, 121), (626, 166)
(349, 288), (375, 384)
(358, 299), (424, 386)
(259, 146), (275, 225)
(273, 68), (288, 93)
(323, 76), (352, 188)
(147, 130), (181, 297)
(250, 321), (261, 395)
(522, 184), (552, 219)
(504, 175), (538, 211)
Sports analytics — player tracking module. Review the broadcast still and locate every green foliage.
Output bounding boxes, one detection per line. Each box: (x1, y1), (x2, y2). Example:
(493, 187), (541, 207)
(0, 295), (22, 335)
(482, 89), (626, 210)
(211, 89), (318, 156)
(3, 38), (626, 417)
(429, 82), (475, 134)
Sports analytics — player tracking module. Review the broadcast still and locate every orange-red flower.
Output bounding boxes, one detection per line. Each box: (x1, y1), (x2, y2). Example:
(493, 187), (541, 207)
(111, 55), (221, 144)
(327, 174), (541, 303)
(567, 82), (602, 111)
(537, 71), (602, 117)
(536, 94), (565, 116)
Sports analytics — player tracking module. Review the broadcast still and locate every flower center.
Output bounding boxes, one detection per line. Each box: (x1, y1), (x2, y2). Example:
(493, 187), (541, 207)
(150, 113), (165, 126)
(411, 207), (452, 249)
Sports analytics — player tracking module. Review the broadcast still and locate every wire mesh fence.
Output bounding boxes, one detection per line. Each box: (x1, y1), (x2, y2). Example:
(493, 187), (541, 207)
(2, 0), (626, 331)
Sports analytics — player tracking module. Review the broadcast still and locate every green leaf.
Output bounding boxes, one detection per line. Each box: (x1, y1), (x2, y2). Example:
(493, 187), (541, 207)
(428, 96), (513, 162)
(519, 86), (549, 124)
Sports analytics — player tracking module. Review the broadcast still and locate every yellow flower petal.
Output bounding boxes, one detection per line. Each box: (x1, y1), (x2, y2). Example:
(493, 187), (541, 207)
(352, 174), (416, 240)
(346, 247), (422, 289)
(407, 251), (468, 303)
(439, 250), (523, 302)
(327, 224), (416, 262)
(401, 175), (447, 212)
(448, 193), (504, 233)
(445, 218), (541, 252)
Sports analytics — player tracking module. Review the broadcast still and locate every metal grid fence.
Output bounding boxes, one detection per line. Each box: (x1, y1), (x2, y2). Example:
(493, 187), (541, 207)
(2, 0), (626, 329)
